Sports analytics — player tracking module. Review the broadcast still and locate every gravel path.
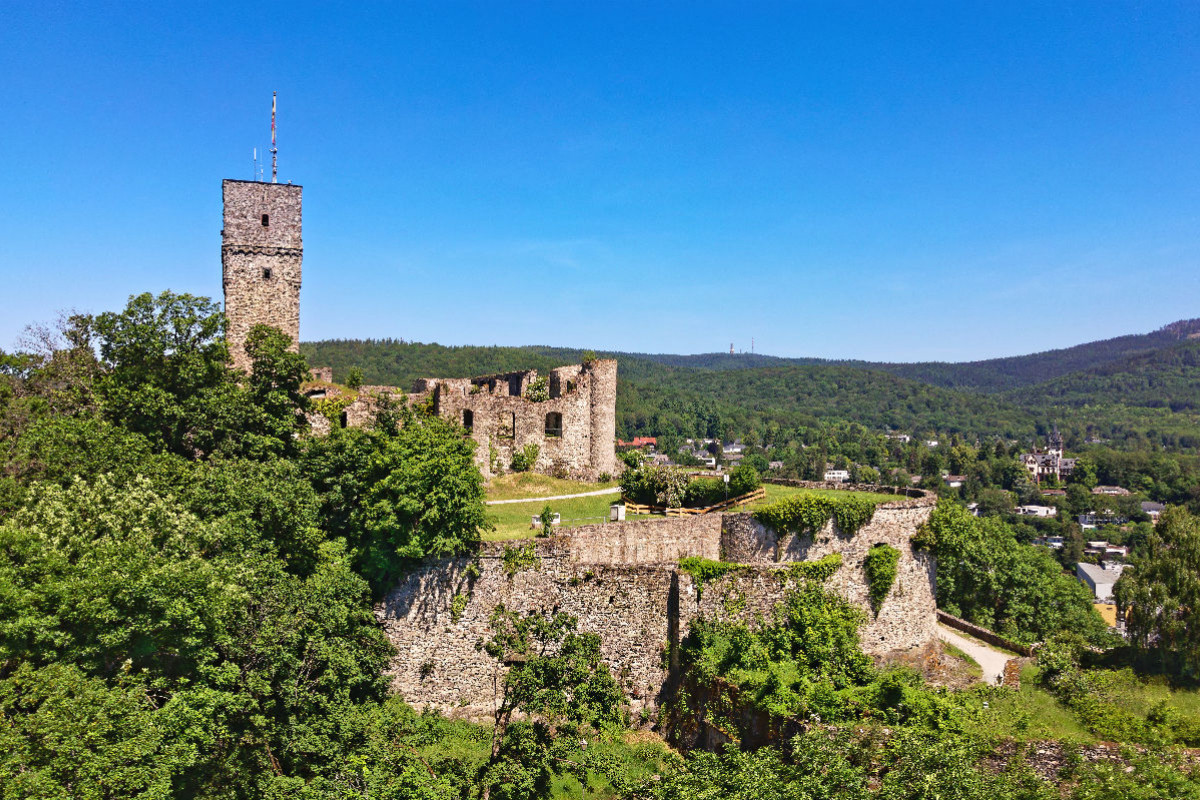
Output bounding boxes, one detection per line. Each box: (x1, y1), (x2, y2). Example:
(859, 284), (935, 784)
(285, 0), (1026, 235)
(937, 623), (1016, 685)
(486, 487), (622, 506)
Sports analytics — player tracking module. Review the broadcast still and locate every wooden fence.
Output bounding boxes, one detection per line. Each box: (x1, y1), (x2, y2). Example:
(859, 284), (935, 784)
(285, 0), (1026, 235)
(621, 486), (767, 517)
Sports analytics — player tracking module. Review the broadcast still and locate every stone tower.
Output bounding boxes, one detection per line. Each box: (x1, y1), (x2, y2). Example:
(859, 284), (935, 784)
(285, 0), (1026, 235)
(221, 179), (303, 371)
(587, 358), (619, 477)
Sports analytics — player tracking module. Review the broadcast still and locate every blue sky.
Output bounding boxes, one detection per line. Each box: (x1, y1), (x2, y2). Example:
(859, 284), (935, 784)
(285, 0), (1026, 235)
(2, 2), (1198, 361)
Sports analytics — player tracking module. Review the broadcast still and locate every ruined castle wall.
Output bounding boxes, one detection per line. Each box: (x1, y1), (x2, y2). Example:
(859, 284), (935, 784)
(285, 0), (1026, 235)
(378, 502), (937, 720)
(719, 503), (938, 654)
(377, 542), (676, 720)
(587, 360), (619, 477)
(221, 180), (302, 372)
(556, 515), (721, 564)
(429, 360), (618, 481)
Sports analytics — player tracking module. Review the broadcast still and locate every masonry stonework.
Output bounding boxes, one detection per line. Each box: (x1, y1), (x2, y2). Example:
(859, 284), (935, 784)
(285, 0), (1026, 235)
(321, 359), (619, 481)
(376, 491), (937, 722)
(221, 179), (302, 372)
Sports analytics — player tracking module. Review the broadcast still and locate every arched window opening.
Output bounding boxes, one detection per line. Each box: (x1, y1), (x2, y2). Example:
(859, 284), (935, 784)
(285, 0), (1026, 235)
(545, 412), (563, 438)
(262, 267), (272, 280)
(339, 411), (348, 429)
(261, 214), (270, 227)
(463, 409), (474, 430)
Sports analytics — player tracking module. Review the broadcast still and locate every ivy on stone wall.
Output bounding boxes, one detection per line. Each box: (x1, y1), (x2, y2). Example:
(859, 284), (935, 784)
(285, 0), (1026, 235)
(311, 392), (356, 423)
(863, 543), (900, 616)
(525, 376), (550, 402)
(679, 553), (844, 601)
(753, 495), (877, 538)
(785, 553), (843, 584)
(450, 591), (469, 622)
(501, 542), (540, 577)
(678, 557), (744, 599)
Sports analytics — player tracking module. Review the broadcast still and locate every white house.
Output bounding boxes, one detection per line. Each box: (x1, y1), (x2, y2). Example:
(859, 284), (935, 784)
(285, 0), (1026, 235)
(823, 469), (850, 483)
(1016, 505), (1058, 518)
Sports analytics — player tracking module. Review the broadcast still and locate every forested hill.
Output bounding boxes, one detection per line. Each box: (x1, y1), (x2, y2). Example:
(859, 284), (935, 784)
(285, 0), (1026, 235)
(302, 320), (1200, 448)
(1010, 339), (1200, 411)
(613, 318), (1200, 393)
(300, 339), (1038, 439)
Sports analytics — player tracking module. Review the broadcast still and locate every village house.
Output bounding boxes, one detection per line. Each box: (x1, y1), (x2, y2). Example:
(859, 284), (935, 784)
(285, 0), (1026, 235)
(1016, 504), (1057, 518)
(1141, 501), (1165, 522)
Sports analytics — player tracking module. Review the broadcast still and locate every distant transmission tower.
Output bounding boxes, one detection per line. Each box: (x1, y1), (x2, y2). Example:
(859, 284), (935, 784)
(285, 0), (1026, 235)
(270, 91), (278, 183)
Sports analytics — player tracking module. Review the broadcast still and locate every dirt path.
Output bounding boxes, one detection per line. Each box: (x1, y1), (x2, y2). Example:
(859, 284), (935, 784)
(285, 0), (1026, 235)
(486, 487), (622, 506)
(937, 623), (1016, 685)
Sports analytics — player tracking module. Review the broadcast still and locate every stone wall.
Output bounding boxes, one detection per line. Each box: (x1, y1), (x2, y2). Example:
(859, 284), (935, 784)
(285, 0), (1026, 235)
(719, 500), (938, 654)
(377, 542), (678, 721)
(427, 359), (618, 481)
(221, 179), (302, 372)
(559, 515), (721, 564)
(378, 502), (937, 721)
(319, 360), (618, 482)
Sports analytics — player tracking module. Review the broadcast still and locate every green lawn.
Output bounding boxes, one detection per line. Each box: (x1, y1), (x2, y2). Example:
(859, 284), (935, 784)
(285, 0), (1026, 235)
(483, 478), (902, 541)
(486, 473), (619, 501)
(747, 482), (902, 510)
(486, 493), (658, 541)
(961, 682), (1097, 743)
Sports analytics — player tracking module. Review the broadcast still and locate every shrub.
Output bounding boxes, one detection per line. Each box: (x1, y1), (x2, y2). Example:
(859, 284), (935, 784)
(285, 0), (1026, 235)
(538, 503), (554, 536)
(621, 463), (689, 508)
(863, 543), (900, 615)
(755, 494), (877, 537)
(525, 375), (549, 402)
(510, 443), (539, 472)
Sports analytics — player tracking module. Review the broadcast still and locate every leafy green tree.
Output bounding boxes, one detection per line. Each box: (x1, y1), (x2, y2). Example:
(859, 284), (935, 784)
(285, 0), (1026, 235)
(0, 663), (191, 800)
(1116, 507), (1200, 677)
(480, 606), (625, 800)
(350, 417), (489, 592)
(344, 366), (364, 390)
(92, 292), (235, 457)
(243, 323), (311, 447)
(922, 502), (1108, 644)
(0, 475), (395, 799)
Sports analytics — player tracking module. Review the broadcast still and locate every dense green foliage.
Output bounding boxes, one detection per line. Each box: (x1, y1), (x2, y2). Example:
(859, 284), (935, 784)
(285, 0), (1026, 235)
(754, 493), (878, 537)
(479, 607), (626, 800)
(1117, 507), (1200, 678)
(863, 543), (900, 615)
(921, 502), (1110, 645)
(0, 293), (493, 798)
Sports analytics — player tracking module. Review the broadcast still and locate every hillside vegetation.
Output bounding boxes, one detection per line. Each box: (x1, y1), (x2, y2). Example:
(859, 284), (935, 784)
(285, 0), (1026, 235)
(302, 319), (1200, 448)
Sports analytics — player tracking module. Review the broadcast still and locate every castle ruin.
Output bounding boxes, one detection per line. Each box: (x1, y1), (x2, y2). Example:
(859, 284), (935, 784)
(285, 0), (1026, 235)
(221, 173), (616, 479)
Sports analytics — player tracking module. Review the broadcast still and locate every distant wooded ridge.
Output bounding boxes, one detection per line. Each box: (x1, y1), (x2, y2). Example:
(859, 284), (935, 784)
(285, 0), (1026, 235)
(301, 318), (1200, 449)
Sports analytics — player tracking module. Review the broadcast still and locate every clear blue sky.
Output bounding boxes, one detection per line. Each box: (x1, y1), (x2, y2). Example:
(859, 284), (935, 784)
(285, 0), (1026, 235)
(2, 2), (1198, 361)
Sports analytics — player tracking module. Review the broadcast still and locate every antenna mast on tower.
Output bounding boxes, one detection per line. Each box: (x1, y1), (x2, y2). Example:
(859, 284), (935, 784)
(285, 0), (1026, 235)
(270, 91), (278, 183)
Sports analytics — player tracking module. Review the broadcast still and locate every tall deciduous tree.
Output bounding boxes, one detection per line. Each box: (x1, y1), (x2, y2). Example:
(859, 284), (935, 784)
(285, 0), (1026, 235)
(480, 606), (625, 800)
(1116, 506), (1200, 677)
